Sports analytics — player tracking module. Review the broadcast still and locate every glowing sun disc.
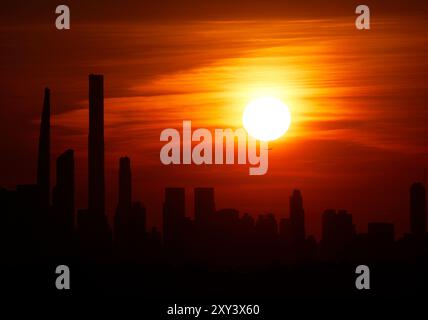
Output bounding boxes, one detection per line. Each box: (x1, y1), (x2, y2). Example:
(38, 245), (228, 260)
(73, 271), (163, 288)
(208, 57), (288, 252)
(243, 97), (291, 141)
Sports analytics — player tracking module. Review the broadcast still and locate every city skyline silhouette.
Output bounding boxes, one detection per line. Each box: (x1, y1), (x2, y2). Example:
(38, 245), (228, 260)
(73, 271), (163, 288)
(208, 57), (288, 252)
(2, 75), (427, 242)
(1, 76), (427, 299)
(3, 76), (427, 245)
(3, 76), (427, 239)
(1, 3), (428, 317)
(2, 7), (428, 243)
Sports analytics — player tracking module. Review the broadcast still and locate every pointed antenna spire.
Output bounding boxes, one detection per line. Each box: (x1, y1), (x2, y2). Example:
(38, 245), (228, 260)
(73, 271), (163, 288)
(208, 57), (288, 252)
(37, 87), (50, 207)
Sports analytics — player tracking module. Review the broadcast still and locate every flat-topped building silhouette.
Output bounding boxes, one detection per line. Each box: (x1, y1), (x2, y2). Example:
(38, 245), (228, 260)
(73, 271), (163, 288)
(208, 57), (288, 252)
(77, 75), (111, 257)
(88, 74), (105, 215)
(37, 88), (50, 207)
(410, 182), (426, 237)
(51, 149), (75, 254)
(114, 157), (147, 258)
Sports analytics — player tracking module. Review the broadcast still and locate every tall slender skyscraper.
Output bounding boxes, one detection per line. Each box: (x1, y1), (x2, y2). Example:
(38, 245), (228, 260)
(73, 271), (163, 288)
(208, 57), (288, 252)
(37, 87), (50, 207)
(410, 182), (426, 237)
(88, 74), (105, 215)
(77, 75), (111, 257)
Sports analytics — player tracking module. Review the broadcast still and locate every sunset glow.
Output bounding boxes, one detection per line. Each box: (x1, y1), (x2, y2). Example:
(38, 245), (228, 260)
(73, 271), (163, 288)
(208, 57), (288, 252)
(0, 9), (427, 238)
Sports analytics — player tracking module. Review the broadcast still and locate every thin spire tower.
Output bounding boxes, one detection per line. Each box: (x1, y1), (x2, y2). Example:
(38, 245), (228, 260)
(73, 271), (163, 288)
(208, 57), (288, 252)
(37, 87), (50, 206)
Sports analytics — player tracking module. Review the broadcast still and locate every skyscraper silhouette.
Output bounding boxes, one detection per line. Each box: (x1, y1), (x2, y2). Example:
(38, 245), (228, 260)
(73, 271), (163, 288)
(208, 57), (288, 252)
(410, 182), (426, 237)
(52, 149), (75, 234)
(114, 157), (132, 246)
(88, 74), (105, 215)
(51, 149), (75, 254)
(36, 88), (50, 207)
(280, 189), (305, 245)
(77, 75), (111, 257)
(5, 74), (428, 298)
(289, 189), (305, 242)
(114, 157), (146, 257)
(194, 187), (215, 223)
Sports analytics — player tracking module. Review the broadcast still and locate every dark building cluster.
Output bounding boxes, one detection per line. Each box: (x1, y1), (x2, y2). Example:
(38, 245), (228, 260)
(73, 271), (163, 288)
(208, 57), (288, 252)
(1, 75), (427, 271)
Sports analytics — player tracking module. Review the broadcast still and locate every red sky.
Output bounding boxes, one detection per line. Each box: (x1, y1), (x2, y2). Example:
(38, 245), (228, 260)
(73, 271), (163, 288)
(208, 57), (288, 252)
(0, 1), (427, 238)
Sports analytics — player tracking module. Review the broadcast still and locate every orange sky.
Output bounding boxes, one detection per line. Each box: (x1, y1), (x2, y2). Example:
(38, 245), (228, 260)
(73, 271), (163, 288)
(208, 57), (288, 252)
(0, 2), (427, 238)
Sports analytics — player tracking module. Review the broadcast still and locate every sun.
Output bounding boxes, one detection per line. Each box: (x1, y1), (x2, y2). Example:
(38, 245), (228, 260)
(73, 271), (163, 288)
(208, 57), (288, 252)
(242, 96), (291, 142)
